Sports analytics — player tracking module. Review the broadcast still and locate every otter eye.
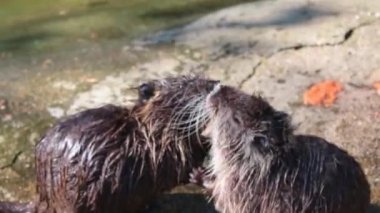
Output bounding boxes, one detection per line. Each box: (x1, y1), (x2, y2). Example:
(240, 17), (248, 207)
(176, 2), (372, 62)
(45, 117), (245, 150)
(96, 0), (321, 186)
(206, 80), (220, 92)
(138, 83), (155, 101)
(232, 115), (243, 124)
(254, 135), (269, 148)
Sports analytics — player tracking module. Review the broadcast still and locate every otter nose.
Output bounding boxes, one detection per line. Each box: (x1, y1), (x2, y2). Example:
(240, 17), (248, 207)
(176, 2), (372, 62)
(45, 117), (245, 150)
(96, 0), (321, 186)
(206, 80), (220, 92)
(209, 83), (221, 97)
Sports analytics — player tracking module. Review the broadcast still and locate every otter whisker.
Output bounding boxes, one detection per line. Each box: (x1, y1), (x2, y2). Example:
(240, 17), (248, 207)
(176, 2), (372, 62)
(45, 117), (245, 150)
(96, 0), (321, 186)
(179, 106), (209, 136)
(170, 96), (206, 132)
(192, 100), (210, 144)
(173, 106), (208, 129)
(184, 101), (206, 143)
(176, 96), (204, 138)
(169, 95), (202, 127)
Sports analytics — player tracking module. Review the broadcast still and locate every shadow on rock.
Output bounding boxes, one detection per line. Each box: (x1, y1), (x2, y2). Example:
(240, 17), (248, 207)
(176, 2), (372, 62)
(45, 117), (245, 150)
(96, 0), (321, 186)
(368, 204), (380, 213)
(140, 2), (338, 46)
(140, 0), (256, 20)
(219, 4), (338, 29)
(144, 193), (216, 213)
(0, 32), (54, 52)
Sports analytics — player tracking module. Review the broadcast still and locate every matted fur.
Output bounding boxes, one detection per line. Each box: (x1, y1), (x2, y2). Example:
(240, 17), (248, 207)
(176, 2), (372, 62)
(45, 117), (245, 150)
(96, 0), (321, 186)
(191, 85), (370, 213)
(33, 75), (217, 213)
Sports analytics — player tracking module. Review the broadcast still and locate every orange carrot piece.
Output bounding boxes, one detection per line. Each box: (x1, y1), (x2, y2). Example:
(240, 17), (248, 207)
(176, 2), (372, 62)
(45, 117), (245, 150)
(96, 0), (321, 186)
(373, 82), (380, 88)
(303, 80), (343, 107)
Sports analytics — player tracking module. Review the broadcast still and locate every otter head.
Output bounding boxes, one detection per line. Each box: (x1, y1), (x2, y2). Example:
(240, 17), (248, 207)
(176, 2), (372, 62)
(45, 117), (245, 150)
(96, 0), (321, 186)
(203, 85), (292, 157)
(133, 75), (219, 147)
(136, 76), (218, 108)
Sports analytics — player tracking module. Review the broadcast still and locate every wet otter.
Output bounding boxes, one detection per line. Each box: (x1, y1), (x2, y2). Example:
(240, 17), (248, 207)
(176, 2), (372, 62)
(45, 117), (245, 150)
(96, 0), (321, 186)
(0, 76), (218, 213)
(190, 84), (370, 213)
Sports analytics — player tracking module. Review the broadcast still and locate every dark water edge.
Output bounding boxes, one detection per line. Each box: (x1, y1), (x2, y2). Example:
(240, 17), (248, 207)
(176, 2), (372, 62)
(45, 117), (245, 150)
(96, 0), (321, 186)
(0, 0), (258, 55)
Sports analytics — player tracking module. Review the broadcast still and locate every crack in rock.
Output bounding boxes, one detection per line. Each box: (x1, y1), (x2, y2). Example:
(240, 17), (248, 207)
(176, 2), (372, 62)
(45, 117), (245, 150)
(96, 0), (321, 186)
(280, 18), (380, 52)
(238, 60), (263, 88)
(238, 19), (380, 89)
(0, 151), (23, 170)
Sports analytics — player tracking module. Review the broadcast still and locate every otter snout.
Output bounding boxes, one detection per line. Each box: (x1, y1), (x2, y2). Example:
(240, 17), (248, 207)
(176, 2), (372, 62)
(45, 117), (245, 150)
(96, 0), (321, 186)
(208, 82), (238, 109)
(205, 83), (221, 109)
(209, 83), (221, 96)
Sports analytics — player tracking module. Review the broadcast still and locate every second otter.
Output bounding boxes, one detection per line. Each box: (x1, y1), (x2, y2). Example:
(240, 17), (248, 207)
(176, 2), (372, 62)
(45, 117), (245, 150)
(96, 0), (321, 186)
(190, 85), (370, 213)
(34, 76), (218, 213)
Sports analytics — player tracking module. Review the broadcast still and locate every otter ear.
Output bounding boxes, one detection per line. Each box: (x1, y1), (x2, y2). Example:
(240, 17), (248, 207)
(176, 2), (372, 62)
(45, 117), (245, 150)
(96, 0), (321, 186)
(138, 83), (155, 103)
(253, 134), (270, 148)
(273, 111), (289, 123)
(271, 111), (292, 146)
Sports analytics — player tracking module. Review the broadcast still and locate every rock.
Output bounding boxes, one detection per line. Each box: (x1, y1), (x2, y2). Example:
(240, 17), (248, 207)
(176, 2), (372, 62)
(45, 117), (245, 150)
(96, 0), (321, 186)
(370, 69), (380, 83)
(28, 132), (39, 145)
(192, 52), (202, 59)
(66, 57), (183, 115)
(142, 0), (380, 57)
(47, 107), (65, 118)
(2, 114), (12, 122)
(0, 98), (7, 111)
(0, 187), (15, 201)
(240, 21), (380, 109)
(58, 10), (67, 16)
(207, 54), (262, 86)
(52, 81), (77, 90)
(41, 59), (53, 69)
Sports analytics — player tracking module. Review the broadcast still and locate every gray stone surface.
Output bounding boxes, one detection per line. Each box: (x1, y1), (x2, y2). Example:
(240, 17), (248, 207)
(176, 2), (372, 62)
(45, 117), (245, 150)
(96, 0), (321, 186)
(142, 0), (380, 56)
(67, 56), (186, 115)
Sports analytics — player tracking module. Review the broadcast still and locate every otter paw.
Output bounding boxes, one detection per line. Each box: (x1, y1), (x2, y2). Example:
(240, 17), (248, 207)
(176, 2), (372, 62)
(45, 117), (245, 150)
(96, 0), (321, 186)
(189, 167), (206, 186)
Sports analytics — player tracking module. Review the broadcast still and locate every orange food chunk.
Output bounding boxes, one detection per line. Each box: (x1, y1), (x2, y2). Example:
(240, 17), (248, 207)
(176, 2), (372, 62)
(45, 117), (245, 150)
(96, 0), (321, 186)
(303, 80), (343, 107)
(373, 81), (380, 94)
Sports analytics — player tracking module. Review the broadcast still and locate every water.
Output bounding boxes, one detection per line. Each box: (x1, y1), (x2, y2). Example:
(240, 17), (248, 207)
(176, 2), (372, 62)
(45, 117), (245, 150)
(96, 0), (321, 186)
(0, 0), (254, 54)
